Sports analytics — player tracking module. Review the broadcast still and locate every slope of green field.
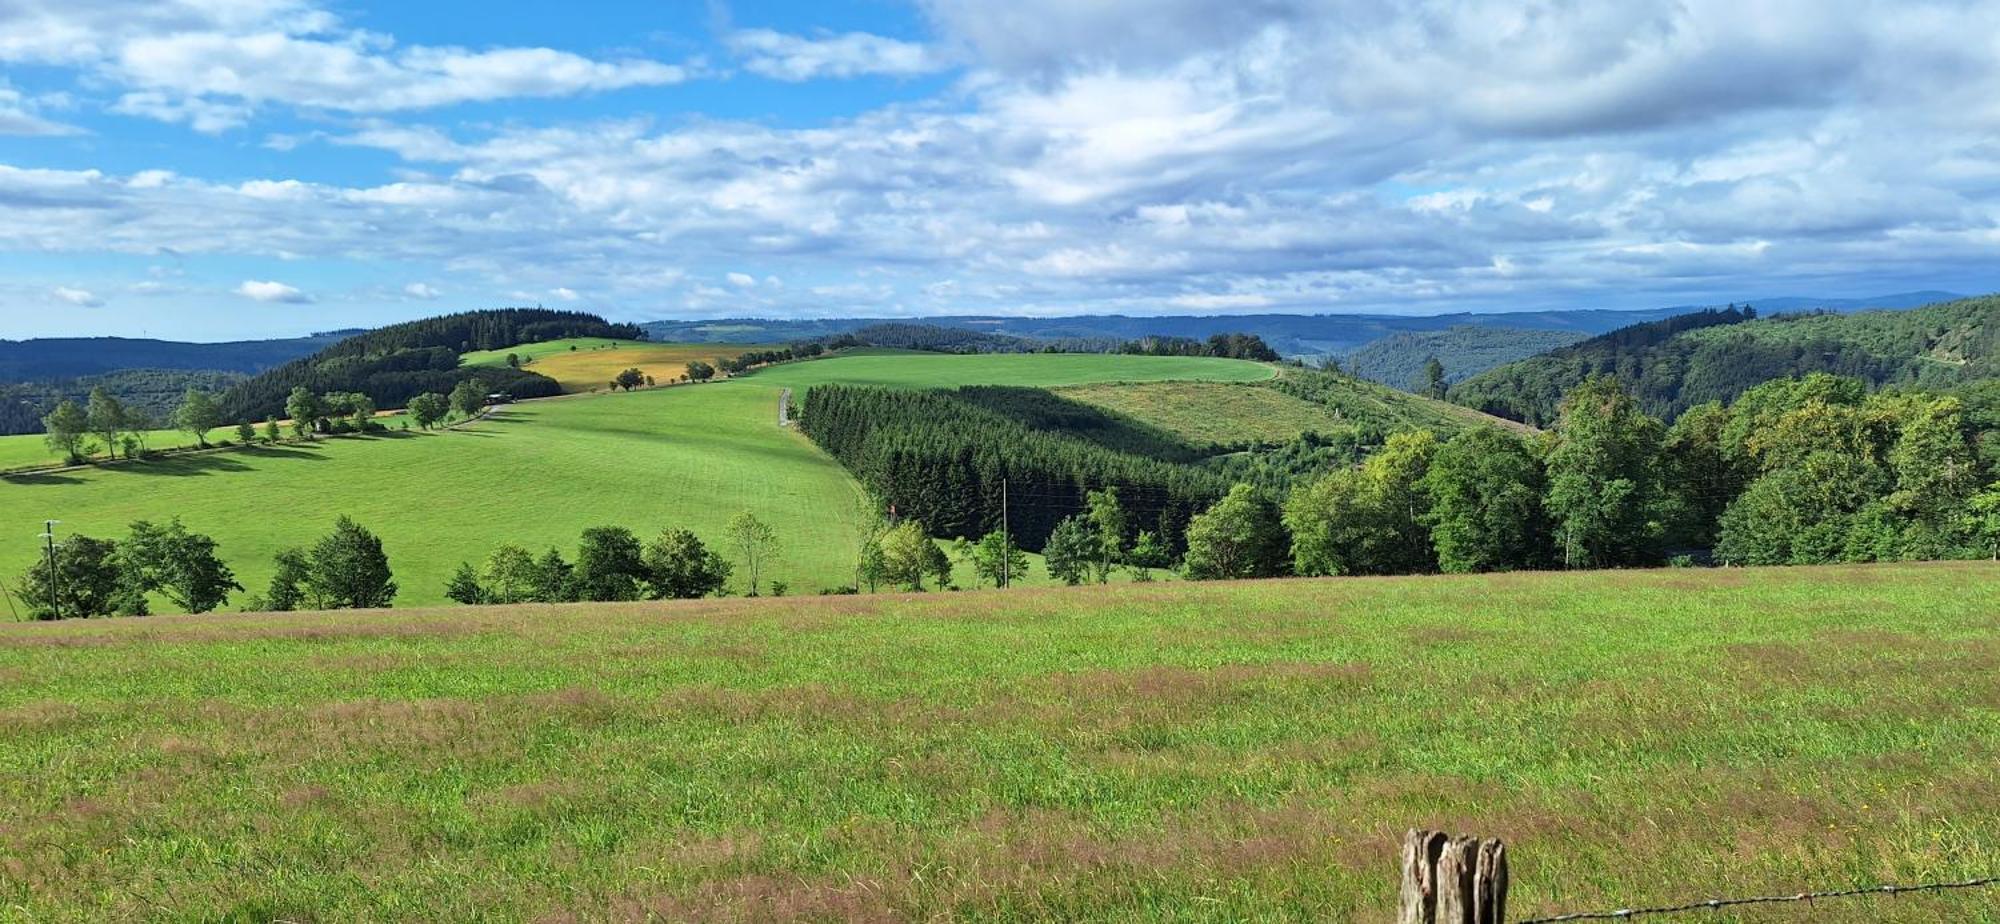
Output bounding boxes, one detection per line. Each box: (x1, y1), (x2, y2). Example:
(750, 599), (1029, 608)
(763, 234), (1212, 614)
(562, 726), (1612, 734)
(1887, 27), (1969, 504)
(461, 339), (771, 394)
(1052, 381), (1341, 447)
(0, 385), (867, 607)
(0, 563), (1993, 920)
(742, 352), (1277, 390)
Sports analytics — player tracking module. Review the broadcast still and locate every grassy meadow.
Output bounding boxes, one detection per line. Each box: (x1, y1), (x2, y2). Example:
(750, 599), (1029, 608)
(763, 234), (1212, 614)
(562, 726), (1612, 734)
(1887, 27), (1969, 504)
(1052, 381), (1344, 448)
(462, 338), (771, 394)
(740, 352), (1278, 390)
(0, 563), (1994, 920)
(0, 385), (867, 608)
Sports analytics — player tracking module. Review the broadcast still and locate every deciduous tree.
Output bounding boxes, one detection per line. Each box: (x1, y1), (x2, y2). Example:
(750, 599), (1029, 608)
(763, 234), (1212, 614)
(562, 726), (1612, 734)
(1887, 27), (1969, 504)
(174, 388), (222, 448)
(120, 518), (241, 614)
(727, 511), (779, 596)
(41, 399), (90, 463)
(304, 517), (397, 609)
(1041, 516), (1095, 586)
(1545, 377), (1665, 569)
(643, 528), (732, 599)
(1421, 428), (1551, 573)
(1183, 484), (1288, 581)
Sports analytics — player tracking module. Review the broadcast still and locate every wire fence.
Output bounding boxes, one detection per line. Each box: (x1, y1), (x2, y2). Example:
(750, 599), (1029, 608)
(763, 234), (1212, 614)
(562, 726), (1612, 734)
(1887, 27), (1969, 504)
(1515, 874), (2000, 922)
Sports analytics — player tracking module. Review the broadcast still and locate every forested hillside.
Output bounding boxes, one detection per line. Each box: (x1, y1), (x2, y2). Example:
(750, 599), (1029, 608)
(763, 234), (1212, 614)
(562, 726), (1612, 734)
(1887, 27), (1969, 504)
(1343, 326), (1585, 391)
(217, 310), (640, 421)
(1451, 297), (1997, 424)
(0, 369), (247, 435)
(800, 385), (1225, 553)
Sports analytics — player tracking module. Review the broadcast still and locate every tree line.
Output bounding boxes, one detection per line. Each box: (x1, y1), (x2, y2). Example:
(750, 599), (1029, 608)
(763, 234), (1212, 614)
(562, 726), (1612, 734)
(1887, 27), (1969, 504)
(1173, 373), (2000, 582)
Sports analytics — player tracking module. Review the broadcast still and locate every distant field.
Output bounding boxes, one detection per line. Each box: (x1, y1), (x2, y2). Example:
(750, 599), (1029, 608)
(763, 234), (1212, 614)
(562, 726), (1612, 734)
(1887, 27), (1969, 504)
(742, 352), (1277, 390)
(0, 563), (1993, 920)
(462, 338), (769, 394)
(1054, 381), (1341, 447)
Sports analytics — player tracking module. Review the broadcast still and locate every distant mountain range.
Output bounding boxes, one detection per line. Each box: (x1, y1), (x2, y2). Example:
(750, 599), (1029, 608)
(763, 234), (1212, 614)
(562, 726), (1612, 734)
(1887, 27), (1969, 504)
(0, 330), (365, 382)
(642, 292), (1964, 357)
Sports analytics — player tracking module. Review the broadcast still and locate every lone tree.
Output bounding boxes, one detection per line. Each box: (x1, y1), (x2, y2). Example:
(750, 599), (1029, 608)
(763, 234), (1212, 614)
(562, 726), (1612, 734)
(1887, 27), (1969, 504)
(121, 518), (242, 614)
(303, 517), (397, 609)
(449, 380), (485, 420)
(643, 528), (732, 599)
(408, 392), (448, 430)
(969, 530), (1028, 589)
(727, 511), (779, 596)
(879, 521), (940, 591)
(236, 421), (257, 444)
(41, 399), (90, 464)
(685, 360), (716, 382)
(1042, 516), (1095, 586)
(1085, 487), (1126, 584)
(174, 388), (223, 448)
(613, 368), (646, 391)
(1423, 356), (1448, 398)
(285, 387), (321, 440)
(87, 387), (130, 460)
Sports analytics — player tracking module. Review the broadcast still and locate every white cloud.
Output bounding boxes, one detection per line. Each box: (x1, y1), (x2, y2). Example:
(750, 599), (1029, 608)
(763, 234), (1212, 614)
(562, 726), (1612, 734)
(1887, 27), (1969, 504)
(52, 285), (103, 307)
(404, 282), (440, 300)
(726, 272), (757, 288)
(235, 280), (310, 303)
(0, 83), (79, 136)
(0, 0), (696, 131)
(550, 286), (580, 301)
(729, 29), (945, 81)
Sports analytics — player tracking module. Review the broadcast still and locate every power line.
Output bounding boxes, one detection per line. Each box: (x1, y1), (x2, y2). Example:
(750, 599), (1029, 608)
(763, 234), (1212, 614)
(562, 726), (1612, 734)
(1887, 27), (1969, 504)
(1517, 875), (2000, 923)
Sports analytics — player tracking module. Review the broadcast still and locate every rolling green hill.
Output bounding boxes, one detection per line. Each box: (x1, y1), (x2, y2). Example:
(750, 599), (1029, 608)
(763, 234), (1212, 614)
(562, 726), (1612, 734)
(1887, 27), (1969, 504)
(1, 562), (1993, 920)
(1341, 325), (1586, 391)
(1452, 296), (1998, 424)
(3, 353), (1260, 610)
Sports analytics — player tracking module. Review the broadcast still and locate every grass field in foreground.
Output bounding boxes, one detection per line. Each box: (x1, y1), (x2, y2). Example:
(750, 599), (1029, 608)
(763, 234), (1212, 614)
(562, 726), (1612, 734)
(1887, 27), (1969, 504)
(0, 385), (865, 608)
(741, 352), (1277, 390)
(462, 338), (770, 394)
(0, 563), (1993, 921)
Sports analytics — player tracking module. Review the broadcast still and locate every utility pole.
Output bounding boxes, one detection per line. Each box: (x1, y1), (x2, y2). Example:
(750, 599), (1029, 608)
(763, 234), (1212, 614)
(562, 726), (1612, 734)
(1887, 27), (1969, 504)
(1000, 477), (1010, 589)
(39, 520), (61, 621)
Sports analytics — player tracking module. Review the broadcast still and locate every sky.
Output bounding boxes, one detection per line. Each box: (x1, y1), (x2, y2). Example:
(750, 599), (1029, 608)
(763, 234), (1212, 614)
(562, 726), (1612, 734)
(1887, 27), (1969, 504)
(0, 0), (1998, 340)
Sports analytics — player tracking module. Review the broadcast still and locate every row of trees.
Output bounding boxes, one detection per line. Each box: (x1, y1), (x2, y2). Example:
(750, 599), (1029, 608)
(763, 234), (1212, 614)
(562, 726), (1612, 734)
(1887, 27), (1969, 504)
(1165, 373), (2000, 582)
(1115, 333), (1283, 362)
(446, 511), (780, 604)
(15, 516), (399, 618)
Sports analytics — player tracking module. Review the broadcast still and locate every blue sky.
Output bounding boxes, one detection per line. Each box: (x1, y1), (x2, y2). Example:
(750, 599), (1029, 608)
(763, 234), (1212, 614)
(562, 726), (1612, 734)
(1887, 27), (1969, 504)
(1, 0), (1998, 340)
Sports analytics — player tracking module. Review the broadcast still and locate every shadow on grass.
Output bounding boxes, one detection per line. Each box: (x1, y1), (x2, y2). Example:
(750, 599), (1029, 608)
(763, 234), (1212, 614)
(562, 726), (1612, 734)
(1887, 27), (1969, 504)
(2, 471), (83, 485)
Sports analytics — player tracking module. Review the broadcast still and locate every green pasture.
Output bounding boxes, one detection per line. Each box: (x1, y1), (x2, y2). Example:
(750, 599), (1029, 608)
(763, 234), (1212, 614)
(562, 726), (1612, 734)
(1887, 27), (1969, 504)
(0, 563), (1994, 920)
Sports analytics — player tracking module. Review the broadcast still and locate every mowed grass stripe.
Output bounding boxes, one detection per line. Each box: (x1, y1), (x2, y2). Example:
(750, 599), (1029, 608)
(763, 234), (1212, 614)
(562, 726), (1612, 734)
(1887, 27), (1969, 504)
(0, 563), (1993, 920)
(0, 384), (868, 606)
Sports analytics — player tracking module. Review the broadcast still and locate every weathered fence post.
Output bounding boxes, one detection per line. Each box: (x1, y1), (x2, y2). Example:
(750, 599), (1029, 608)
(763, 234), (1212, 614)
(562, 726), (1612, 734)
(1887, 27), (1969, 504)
(1398, 829), (1507, 924)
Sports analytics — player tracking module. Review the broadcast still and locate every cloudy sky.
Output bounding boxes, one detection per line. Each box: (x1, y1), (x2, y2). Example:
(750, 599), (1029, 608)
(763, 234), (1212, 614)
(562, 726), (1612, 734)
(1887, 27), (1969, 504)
(1, 0), (1998, 340)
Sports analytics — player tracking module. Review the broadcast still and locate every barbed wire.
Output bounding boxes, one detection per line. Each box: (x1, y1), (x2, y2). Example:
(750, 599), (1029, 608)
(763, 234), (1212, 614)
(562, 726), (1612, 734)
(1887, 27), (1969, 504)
(1516, 875), (2000, 923)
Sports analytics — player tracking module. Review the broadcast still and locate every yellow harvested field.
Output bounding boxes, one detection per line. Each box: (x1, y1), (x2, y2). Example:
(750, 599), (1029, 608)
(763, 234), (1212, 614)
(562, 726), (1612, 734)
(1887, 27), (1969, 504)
(462, 339), (771, 394)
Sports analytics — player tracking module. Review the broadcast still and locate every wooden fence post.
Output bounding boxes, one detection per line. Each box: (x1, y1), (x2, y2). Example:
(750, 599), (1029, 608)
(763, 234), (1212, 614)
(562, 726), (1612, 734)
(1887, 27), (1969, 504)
(1399, 829), (1507, 924)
